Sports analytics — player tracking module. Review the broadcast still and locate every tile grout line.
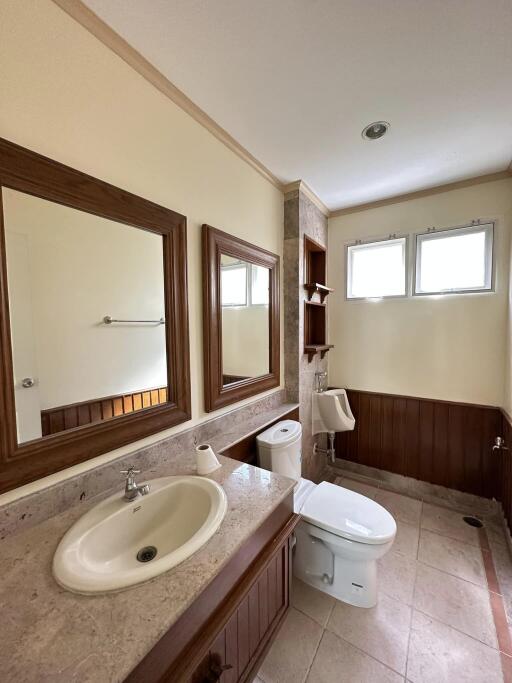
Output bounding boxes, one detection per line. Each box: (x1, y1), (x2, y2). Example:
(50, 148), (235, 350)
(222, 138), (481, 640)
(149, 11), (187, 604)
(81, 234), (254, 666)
(322, 625), (408, 679)
(302, 628), (323, 683)
(404, 494), (425, 679)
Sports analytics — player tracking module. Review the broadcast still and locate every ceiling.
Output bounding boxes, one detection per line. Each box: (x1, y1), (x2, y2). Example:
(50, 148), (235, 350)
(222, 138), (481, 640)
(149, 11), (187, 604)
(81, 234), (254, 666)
(82, 0), (512, 211)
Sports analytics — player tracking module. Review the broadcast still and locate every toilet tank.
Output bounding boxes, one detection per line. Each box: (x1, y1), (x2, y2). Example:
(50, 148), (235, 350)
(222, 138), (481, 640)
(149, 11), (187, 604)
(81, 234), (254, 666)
(256, 420), (302, 482)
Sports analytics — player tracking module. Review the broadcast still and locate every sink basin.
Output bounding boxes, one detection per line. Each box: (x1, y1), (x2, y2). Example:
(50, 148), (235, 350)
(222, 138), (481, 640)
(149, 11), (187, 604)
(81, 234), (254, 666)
(53, 475), (227, 594)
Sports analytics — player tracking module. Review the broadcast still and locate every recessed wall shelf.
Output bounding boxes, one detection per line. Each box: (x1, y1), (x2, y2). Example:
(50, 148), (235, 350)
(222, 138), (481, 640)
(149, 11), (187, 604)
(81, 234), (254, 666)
(303, 235), (333, 362)
(304, 282), (334, 303)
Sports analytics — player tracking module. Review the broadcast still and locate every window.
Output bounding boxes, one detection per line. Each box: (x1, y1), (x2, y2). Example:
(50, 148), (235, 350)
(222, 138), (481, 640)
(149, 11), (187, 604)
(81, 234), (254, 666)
(415, 223), (493, 295)
(346, 237), (407, 299)
(250, 264), (270, 305)
(221, 262), (248, 306)
(221, 261), (270, 307)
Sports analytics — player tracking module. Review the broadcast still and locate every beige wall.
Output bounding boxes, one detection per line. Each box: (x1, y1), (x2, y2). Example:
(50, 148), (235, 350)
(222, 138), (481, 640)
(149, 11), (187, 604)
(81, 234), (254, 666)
(328, 178), (512, 406)
(0, 0), (283, 495)
(222, 306), (269, 378)
(504, 203), (512, 417)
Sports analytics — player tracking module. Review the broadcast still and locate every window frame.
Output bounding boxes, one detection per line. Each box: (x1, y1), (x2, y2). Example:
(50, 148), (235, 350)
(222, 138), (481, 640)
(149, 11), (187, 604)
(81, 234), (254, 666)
(345, 235), (409, 301)
(413, 222), (495, 297)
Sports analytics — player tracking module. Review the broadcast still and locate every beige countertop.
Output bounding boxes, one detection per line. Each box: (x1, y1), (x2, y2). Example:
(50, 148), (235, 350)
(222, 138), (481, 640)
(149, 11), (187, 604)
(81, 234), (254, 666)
(0, 455), (295, 682)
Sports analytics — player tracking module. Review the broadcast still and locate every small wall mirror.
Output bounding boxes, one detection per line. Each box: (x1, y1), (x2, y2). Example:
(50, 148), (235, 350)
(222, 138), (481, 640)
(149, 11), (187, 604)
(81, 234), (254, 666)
(0, 138), (190, 492)
(203, 225), (280, 411)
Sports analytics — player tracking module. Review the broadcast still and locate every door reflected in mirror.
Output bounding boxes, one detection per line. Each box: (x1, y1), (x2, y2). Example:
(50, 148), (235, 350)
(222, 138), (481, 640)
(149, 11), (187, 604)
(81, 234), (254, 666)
(3, 188), (168, 444)
(220, 254), (270, 386)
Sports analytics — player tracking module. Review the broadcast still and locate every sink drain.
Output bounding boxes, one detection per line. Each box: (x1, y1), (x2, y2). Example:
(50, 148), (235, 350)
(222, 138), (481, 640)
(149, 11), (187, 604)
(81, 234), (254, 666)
(137, 545), (157, 563)
(462, 516), (483, 528)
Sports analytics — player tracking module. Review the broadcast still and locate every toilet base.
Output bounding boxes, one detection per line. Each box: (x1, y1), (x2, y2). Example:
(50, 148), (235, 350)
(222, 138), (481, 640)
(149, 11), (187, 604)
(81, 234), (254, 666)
(293, 520), (391, 608)
(293, 554), (378, 608)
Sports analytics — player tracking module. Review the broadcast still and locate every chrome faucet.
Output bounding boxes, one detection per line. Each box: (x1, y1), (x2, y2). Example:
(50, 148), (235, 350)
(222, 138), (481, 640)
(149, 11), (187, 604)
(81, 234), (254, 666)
(121, 467), (151, 501)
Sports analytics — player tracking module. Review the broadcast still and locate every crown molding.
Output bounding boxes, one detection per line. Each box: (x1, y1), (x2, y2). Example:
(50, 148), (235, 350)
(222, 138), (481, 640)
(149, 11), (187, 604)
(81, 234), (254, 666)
(330, 169), (512, 218)
(283, 180), (330, 217)
(51, 0), (282, 191)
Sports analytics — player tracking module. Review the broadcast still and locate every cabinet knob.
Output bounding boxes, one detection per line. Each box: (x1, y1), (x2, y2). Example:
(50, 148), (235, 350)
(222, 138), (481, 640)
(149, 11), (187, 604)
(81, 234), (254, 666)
(206, 662), (233, 682)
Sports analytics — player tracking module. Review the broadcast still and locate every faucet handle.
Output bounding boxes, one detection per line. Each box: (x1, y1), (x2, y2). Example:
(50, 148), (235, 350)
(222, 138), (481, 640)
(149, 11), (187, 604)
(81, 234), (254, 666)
(120, 467), (140, 476)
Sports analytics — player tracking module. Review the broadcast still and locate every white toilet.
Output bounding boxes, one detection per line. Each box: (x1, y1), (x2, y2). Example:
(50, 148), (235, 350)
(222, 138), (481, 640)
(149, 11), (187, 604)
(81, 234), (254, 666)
(257, 420), (396, 608)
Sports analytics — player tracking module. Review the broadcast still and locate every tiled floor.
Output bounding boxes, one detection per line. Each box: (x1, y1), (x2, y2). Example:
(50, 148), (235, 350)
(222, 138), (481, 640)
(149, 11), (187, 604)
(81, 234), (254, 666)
(257, 475), (512, 683)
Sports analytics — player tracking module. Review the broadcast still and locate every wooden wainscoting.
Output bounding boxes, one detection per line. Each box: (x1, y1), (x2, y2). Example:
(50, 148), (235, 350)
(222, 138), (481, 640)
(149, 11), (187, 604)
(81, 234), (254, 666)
(336, 389), (501, 499)
(41, 386), (168, 436)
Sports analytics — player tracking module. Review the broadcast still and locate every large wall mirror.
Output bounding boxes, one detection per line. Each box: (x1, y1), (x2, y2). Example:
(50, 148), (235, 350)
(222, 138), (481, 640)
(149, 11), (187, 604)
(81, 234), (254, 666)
(0, 138), (190, 492)
(202, 225), (280, 411)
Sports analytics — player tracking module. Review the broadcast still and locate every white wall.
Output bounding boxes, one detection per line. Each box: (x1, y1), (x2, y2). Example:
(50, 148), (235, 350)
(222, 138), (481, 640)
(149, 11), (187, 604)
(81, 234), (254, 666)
(222, 306), (269, 377)
(4, 188), (167, 410)
(328, 178), (512, 406)
(0, 0), (283, 497)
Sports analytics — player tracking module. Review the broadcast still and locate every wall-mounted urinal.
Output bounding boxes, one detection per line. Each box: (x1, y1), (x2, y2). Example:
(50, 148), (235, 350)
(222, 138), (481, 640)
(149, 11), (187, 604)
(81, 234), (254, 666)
(312, 389), (355, 435)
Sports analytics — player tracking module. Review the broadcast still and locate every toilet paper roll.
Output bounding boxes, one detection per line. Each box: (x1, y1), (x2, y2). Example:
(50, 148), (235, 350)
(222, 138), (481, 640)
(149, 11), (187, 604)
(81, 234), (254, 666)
(195, 443), (221, 475)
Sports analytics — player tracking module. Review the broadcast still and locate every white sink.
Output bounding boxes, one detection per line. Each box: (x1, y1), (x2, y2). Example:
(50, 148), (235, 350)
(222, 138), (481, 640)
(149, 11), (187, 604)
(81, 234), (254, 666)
(53, 475), (227, 594)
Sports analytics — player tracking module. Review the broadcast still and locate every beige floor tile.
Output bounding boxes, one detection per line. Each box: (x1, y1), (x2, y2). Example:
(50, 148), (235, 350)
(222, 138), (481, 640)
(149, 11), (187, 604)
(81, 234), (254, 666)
(418, 529), (486, 586)
(413, 563), (497, 648)
(335, 477), (379, 499)
(393, 520), (420, 558)
(421, 503), (480, 546)
(407, 611), (503, 683)
(375, 489), (422, 527)
(259, 607), (322, 683)
(291, 578), (335, 627)
(307, 630), (404, 683)
(327, 592), (411, 675)
(378, 551), (417, 605)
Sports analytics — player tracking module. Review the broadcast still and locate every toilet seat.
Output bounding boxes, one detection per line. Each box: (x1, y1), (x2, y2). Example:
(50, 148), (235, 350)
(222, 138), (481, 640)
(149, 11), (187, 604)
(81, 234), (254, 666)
(300, 481), (396, 545)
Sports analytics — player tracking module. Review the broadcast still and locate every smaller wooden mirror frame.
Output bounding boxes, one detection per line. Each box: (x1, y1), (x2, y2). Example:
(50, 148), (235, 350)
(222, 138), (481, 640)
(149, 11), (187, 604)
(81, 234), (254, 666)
(0, 138), (191, 493)
(202, 225), (280, 412)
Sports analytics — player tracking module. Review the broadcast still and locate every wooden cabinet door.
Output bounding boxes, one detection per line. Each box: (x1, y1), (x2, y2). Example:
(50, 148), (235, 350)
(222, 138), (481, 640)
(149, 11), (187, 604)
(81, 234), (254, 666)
(189, 538), (290, 683)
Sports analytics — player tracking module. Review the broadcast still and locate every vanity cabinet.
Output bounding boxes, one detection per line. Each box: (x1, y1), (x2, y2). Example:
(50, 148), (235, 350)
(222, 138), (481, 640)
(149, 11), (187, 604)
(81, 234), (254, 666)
(190, 539), (290, 683)
(126, 496), (298, 683)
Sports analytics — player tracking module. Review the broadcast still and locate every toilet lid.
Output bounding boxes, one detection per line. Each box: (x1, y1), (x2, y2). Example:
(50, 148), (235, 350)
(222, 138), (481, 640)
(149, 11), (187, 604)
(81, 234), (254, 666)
(301, 482), (396, 545)
(256, 420), (302, 449)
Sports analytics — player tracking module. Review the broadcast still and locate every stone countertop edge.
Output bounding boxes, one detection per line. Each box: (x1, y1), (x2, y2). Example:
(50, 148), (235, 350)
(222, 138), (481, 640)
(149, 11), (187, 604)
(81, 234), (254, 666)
(0, 436), (297, 681)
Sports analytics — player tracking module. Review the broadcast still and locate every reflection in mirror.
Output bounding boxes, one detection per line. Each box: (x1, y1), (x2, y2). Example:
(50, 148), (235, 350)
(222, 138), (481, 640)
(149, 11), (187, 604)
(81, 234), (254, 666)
(3, 188), (168, 444)
(220, 254), (270, 386)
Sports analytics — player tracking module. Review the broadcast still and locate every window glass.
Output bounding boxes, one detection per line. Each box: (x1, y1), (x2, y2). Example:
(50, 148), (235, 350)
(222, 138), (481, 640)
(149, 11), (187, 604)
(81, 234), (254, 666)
(347, 237), (407, 299)
(415, 224), (493, 294)
(221, 263), (247, 306)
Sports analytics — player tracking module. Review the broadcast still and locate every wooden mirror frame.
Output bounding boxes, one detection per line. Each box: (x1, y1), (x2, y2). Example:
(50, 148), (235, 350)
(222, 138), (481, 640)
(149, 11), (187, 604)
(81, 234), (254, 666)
(202, 225), (280, 412)
(0, 138), (191, 493)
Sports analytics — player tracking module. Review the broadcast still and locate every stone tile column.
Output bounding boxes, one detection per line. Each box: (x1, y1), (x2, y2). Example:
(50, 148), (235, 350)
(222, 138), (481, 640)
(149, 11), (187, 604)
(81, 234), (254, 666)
(284, 185), (329, 482)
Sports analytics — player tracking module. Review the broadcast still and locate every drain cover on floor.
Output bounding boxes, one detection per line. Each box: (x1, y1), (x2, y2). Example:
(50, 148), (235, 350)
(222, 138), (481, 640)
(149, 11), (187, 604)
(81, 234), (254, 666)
(462, 516), (483, 528)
